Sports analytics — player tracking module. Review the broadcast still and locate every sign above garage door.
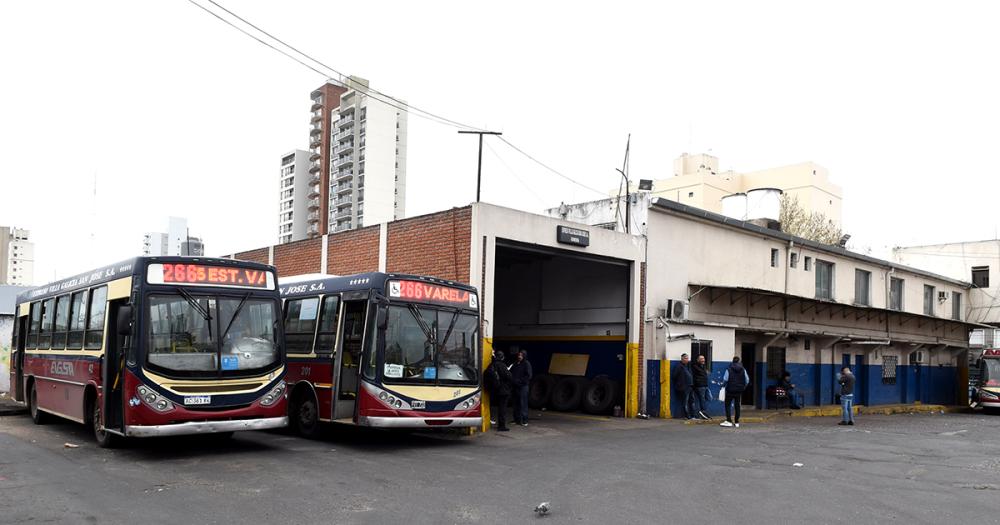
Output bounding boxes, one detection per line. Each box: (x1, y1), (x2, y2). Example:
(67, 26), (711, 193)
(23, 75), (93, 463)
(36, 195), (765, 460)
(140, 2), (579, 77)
(556, 225), (590, 247)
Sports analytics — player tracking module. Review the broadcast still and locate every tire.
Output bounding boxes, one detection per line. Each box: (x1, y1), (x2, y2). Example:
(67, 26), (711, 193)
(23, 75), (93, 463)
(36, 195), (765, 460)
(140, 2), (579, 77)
(582, 377), (618, 415)
(550, 377), (586, 412)
(91, 399), (120, 449)
(528, 374), (556, 409)
(29, 382), (48, 425)
(292, 390), (321, 438)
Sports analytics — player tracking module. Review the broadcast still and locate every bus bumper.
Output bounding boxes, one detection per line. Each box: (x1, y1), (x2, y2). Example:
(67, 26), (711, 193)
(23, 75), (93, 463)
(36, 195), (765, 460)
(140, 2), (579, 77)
(360, 416), (482, 428)
(126, 416), (288, 437)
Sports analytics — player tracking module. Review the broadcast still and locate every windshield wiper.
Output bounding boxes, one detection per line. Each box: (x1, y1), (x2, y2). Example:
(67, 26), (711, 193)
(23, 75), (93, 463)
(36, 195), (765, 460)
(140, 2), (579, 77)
(221, 292), (252, 342)
(407, 304), (436, 346)
(177, 288), (212, 339)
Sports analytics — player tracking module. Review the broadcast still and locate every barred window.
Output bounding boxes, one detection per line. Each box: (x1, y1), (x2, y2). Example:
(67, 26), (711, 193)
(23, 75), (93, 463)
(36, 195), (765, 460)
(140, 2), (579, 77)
(882, 355), (898, 385)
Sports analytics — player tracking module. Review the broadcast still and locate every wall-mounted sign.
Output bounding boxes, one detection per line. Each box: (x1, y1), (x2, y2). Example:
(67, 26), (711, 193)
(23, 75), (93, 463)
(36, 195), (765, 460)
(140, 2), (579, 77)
(557, 225), (590, 247)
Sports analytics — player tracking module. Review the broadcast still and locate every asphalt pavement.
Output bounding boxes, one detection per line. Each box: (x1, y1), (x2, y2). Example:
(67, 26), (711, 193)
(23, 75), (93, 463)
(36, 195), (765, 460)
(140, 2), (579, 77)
(1, 410), (999, 524)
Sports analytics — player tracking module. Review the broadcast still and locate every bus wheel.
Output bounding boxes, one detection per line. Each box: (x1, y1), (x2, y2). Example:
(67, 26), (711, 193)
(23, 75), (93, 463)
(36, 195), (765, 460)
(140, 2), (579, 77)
(293, 392), (321, 438)
(91, 401), (119, 449)
(29, 382), (48, 425)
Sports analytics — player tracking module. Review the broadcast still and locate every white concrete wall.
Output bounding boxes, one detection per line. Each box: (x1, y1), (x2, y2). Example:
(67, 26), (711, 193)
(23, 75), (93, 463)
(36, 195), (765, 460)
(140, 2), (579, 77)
(894, 241), (1000, 324)
(290, 149), (311, 241)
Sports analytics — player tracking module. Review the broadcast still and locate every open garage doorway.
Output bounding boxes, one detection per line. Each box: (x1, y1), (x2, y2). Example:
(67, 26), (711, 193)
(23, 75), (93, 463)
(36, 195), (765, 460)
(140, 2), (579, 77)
(491, 241), (631, 423)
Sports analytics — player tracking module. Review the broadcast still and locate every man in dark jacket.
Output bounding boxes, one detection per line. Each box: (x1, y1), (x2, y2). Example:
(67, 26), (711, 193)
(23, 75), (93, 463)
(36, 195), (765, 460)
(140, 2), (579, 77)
(510, 350), (533, 426)
(485, 350), (514, 431)
(778, 371), (802, 409)
(673, 353), (694, 419)
(838, 366), (856, 426)
(691, 354), (711, 420)
(720, 356), (750, 428)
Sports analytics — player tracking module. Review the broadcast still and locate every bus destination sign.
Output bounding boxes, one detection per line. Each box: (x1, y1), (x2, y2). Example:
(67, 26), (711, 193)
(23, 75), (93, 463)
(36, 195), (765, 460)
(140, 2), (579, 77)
(388, 280), (478, 309)
(147, 263), (274, 289)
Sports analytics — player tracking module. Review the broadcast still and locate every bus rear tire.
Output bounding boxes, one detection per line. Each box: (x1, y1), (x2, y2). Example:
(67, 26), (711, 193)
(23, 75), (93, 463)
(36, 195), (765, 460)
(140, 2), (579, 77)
(29, 382), (48, 425)
(293, 391), (321, 439)
(91, 400), (120, 449)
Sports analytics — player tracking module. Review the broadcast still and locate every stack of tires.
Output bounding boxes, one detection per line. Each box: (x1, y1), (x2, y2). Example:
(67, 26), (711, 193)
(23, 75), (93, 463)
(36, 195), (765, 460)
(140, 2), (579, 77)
(528, 374), (620, 415)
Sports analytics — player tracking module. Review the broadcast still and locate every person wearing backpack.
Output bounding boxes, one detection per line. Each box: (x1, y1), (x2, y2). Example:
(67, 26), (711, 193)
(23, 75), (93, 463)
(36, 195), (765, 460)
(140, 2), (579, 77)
(720, 356), (750, 428)
(485, 350), (514, 431)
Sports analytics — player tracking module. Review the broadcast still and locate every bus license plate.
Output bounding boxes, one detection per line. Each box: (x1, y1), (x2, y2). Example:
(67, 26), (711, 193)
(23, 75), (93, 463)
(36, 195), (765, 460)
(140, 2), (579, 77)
(411, 400), (425, 410)
(184, 395), (211, 406)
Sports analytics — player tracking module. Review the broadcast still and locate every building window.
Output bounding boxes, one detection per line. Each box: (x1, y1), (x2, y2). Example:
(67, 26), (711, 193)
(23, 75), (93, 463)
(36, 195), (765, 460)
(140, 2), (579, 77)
(973, 266), (990, 288)
(770, 249), (780, 268)
(923, 285), (935, 316)
(815, 260), (834, 300)
(790, 253), (799, 268)
(691, 340), (713, 372)
(688, 192), (695, 198)
(854, 269), (871, 306)
(766, 347), (786, 380)
(882, 355), (898, 385)
(952, 291), (962, 320)
(889, 277), (904, 311)
(804, 256), (812, 272)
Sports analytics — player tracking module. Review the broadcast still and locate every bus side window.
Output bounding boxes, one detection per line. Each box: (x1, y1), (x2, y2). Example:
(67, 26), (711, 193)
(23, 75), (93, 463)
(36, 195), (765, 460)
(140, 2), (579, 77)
(284, 297), (319, 354)
(27, 302), (40, 349)
(315, 295), (340, 357)
(85, 286), (108, 350)
(38, 298), (55, 349)
(67, 290), (87, 349)
(53, 295), (70, 349)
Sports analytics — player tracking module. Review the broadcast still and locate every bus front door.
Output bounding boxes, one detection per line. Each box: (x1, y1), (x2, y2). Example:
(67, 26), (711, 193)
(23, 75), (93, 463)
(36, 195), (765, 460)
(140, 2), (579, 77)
(332, 300), (367, 421)
(12, 315), (26, 402)
(100, 300), (128, 434)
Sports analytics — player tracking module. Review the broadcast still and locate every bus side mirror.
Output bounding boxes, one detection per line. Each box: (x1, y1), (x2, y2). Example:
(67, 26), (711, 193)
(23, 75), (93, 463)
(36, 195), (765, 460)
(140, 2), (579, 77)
(117, 306), (133, 336)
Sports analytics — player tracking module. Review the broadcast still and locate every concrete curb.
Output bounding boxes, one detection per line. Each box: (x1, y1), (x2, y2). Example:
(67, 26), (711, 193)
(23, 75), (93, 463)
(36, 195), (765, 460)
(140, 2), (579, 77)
(0, 402), (28, 417)
(683, 404), (967, 425)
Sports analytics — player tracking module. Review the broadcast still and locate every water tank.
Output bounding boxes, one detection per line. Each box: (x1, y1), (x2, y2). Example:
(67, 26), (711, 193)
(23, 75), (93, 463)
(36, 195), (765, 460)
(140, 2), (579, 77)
(746, 188), (783, 222)
(721, 193), (747, 220)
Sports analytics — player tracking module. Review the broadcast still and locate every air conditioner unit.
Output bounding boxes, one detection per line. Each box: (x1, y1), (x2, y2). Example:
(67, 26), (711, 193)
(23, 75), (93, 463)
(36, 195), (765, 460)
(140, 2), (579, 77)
(663, 299), (689, 321)
(910, 350), (927, 364)
(937, 291), (947, 302)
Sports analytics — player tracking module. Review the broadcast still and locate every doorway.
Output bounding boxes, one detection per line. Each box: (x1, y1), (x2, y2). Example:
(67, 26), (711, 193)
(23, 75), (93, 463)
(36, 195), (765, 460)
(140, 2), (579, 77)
(101, 300), (128, 433)
(741, 343), (756, 406)
(13, 316), (26, 401)
(332, 300), (367, 421)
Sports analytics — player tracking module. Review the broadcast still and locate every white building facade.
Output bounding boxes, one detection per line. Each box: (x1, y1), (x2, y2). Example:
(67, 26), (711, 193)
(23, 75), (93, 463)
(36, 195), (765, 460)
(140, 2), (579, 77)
(143, 217), (203, 256)
(278, 149), (311, 244)
(0, 227), (34, 286)
(893, 240), (1000, 326)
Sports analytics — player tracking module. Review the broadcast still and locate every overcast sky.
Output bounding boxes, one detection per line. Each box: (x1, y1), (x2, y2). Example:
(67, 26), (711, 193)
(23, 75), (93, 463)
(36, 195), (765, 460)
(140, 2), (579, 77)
(2, 1), (998, 285)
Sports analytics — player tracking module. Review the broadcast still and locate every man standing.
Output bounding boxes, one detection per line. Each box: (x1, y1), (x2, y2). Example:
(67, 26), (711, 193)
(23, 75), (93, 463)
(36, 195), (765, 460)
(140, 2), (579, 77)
(720, 356), (750, 428)
(838, 366), (856, 426)
(485, 350), (514, 431)
(691, 355), (711, 420)
(510, 350), (533, 426)
(672, 353), (694, 419)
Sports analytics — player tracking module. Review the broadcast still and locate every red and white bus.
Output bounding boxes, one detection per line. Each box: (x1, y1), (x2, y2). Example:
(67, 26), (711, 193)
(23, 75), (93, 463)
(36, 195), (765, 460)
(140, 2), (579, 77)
(9, 257), (288, 447)
(280, 273), (481, 435)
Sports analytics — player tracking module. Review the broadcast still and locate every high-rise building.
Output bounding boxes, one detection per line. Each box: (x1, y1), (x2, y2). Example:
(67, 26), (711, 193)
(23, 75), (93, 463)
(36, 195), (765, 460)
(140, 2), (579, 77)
(0, 226), (34, 286)
(278, 149), (311, 244)
(284, 76), (407, 242)
(143, 217), (204, 256)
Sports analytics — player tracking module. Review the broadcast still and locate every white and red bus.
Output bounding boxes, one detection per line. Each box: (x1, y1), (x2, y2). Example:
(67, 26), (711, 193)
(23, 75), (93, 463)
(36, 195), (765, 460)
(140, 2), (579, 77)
(280, 273), (481, 436)
(9, 257), (288, 447)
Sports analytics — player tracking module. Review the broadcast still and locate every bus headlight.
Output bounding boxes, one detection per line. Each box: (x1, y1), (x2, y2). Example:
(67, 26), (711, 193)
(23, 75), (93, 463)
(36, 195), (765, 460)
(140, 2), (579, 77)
(261, 382), (286, 407)
(136, 385), (175, 413)
(455, 394), (481, 411)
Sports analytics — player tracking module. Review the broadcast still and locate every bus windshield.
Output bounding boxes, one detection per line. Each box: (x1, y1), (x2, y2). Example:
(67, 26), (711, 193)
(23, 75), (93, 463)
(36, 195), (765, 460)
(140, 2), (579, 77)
(147, 293), (279, 377)
(383, 304), (478, 386)
(984, 358), (1000, 387)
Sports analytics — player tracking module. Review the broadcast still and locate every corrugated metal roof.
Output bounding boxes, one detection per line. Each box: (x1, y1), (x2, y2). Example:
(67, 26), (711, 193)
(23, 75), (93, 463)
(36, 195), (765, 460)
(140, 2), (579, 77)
(0, 285), (32, 316)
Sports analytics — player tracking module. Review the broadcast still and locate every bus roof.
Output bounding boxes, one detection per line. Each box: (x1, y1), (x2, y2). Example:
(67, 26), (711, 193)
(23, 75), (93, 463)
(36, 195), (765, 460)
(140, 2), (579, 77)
(278, 272), (478, 299)
(16, 256), (276, 304)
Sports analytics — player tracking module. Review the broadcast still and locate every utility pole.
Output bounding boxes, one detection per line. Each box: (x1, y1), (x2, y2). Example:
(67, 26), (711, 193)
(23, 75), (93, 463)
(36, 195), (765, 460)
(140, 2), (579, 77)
(457, 130), (502, 202)
(616, 134), (631, 234)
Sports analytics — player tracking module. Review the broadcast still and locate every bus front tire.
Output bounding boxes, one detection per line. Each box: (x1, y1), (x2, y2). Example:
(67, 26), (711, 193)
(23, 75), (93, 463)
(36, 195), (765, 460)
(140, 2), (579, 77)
(29, 382), (48, 425)
(293, 392), (321, 438)
(91, 401), (119, 449)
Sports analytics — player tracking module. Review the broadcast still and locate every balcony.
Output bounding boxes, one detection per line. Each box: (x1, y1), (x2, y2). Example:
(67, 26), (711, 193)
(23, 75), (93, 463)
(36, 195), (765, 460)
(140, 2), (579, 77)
(310, 136), (322, 148)
(334, 222), (353, 232)
(334, 155), (353, 168)
(309, 151), (321, 161)
(306, 210), (322, 223)
(335, 141), (353, 155)
(335, 197), (352, 207)
(307, 198), (320, 210)
(308, 173), (321, 185)
(308, 161), (321, 173)
(337, 116), (354, 128)
(307, 224), (320, 235)
(336, 184), (352, 195)
(307, 184), (321, 198)
(340, 104), (356, 114)
(335, 208), (352, 219)
(335, 170), (352, 182)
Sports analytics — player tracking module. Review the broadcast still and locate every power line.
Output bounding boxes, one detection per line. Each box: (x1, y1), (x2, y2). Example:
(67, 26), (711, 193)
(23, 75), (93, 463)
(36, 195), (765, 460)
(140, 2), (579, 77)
(497, 137), (606, 196)
(483, 141), (546, 206)
(194, 0), (483, 131)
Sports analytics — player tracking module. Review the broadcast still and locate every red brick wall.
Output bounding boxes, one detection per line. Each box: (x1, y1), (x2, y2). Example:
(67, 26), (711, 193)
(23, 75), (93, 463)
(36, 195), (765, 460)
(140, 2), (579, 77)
(386, 207), (472, 283)
(232, 248), (268, 265)
(327, 225), (379, 275)
(274, 238), (322, 276)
